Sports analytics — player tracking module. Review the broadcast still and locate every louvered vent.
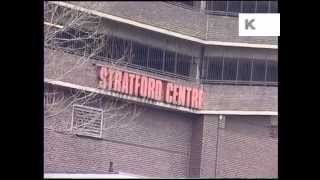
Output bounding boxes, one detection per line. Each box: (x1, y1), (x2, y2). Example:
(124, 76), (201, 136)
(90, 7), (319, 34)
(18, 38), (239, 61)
(71, 104), (103, 138)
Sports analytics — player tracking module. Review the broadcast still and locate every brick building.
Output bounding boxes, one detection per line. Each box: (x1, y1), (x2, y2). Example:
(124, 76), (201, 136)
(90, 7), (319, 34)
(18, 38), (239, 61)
(44, 1), (278, 178)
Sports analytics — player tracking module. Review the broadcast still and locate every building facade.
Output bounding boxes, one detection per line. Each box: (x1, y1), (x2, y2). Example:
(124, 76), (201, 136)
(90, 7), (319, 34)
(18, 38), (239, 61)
(44, 1), (278, 178)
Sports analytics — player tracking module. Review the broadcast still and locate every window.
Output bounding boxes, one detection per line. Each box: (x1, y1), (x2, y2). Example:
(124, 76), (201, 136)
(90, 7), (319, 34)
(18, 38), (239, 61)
(256, 1), (269, 13)
(166, 1), (194, 8)
(111, 36), (125, 60)
(71, 104), (103, 138)
(131, 41), (148, 67)
(266, 61), (278, 82)
(179, 1), (194, 7)
(269, 1), (278, 13)
(176, 54), (191, 76)
(148, 47), (164, 71)
(237, 58), (252, 81)
(227, 0), (241, 13)
(223, 57), (237, 80)
(207, 56), (223, 80)
(252, 60), (266, 82)
(242, 1), (256, 13)
(164, 50), (176, 73)
(206, 1), (227, 12)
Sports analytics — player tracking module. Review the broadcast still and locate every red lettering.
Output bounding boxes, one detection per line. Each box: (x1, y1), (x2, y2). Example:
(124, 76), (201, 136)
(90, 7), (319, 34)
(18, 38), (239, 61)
(185, 87), (192, 107)
(165, 83), (173, 103)
(128, 73), (135, 95)
(155, 80), (162, 101)
(191, 88), (198, 109)
(121, 72), (129, 94)
(98, 67), (108, 89)
(140, 76), (148, 97)
(178, 85), (186, 106)
(172, 84), (179, 105)
(147, 78), (155, 99)
(108, 70), (115, 91)
(114, 71), (122, 92)
(134, 75), (141, 96)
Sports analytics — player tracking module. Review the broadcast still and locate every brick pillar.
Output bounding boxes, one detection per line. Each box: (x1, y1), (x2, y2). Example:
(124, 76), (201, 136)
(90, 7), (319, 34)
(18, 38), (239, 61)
(189, 115), (225, 178)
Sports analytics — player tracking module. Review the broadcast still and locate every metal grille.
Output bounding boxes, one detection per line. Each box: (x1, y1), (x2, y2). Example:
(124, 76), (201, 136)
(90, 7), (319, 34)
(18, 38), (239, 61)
(71, 104), (103, 138)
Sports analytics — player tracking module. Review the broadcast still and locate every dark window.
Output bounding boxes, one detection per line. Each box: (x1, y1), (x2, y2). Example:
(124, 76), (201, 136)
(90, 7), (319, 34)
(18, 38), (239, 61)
(164, 50), (176, 73)
(256, 1), (269, 13)
(269, 1), (278, 13)
(148, 47), (163, 70)
(207, 56), (223, 80)
(206, 1), (227, 12)
(93, 34), (107, 59)
(131, 41), (148, 67)
(266, 61), (278, 82)
(223, 57), (237, 80)
(252, 60), (266, 81)
(227, 0), (241, 13)
(179, 1), (194, 7)
(237, 58), (252, 81)
(242, 1), (256, 13)
(176, 54), (191, 76)
(111, 37), (125, 60)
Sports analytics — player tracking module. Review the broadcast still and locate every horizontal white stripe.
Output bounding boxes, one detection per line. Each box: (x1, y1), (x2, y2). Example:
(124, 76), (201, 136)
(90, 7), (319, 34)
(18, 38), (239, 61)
(49, 1), (278, 49)
(44, 78), (278, 116)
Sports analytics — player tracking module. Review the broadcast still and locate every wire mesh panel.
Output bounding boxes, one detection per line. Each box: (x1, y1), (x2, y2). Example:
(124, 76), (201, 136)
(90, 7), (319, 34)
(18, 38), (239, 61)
(71, 104), (103, 138)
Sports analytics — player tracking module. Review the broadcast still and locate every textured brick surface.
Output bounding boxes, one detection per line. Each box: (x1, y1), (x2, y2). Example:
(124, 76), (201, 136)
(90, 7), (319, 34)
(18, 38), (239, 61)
(67, 1), (277, 45)
(203, 84), (278, 111)
(199, 115), (219, 177)
(44, 91), (196, 178)
(188, 116), (203, 177)
(216, 115), (278, 178)
(44, 86), (278, 178)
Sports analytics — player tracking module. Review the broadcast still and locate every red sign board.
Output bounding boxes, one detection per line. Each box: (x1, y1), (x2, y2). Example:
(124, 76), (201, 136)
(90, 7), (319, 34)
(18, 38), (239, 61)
(97, 65), (203, 109)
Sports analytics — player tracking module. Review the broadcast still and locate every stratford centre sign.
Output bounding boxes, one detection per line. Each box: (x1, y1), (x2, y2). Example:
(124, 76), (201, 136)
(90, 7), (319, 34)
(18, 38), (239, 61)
(97, 65), (203, 109)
